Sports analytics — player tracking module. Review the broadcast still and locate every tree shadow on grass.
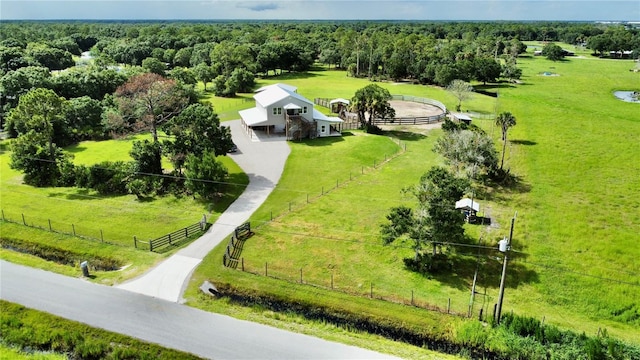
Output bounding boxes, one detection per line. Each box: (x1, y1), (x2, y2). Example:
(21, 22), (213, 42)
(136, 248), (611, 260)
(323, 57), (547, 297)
(294, 136), (345, 147)
(416, 250), (538, 292)
(259, 70), (322, 81)
(510, 139), (537, 146)
(385, 130), (428, 142)
(475, 172), (532, 203)
(65, 144), (88, 155)
(47, 188), (122, 201)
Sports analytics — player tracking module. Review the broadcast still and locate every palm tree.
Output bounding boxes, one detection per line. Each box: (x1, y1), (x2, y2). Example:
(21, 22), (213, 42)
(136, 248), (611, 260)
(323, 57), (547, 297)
(496, 112), (516, 170)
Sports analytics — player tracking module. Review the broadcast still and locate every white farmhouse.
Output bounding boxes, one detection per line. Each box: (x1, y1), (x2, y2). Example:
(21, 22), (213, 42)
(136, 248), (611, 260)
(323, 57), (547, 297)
(239, 83), (343, 141)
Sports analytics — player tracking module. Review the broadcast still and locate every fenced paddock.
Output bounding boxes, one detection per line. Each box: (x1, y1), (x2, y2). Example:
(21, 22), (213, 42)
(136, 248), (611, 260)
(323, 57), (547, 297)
(315, 95), (447, 128)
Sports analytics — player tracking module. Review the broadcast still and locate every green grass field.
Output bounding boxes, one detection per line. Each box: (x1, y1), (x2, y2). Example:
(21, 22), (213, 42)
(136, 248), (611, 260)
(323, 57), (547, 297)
(2, 53), (639, 357)
(189, 57), (640, 346)
(0, 133), (248, 252)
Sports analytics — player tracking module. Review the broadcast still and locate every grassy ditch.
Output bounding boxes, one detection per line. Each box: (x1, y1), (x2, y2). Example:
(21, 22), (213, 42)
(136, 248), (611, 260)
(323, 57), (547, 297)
(0, 300), (202, 360)
(0, 235), (123, 271)
(0, 222), (161, 284)
(210, 282), (503, 359)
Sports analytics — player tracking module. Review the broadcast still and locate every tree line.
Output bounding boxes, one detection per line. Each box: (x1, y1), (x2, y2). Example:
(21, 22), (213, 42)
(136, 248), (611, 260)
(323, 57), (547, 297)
(1, 20), (637, 200)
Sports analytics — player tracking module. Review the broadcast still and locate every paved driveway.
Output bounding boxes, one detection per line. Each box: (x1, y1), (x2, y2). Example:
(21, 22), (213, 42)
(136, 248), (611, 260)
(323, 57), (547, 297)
(118, 120), (290, 302)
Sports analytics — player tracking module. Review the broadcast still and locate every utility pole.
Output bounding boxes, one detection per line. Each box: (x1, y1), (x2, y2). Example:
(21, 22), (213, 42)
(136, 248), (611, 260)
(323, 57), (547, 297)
(495, 211), (516, 324)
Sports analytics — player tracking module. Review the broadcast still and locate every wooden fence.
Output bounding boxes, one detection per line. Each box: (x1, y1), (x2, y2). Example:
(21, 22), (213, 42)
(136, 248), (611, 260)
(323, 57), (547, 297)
(223, 222), (253, 268)
(134, 215), (208, 252)
(314, 95), (447, 127)
(371, 115), (444, 125)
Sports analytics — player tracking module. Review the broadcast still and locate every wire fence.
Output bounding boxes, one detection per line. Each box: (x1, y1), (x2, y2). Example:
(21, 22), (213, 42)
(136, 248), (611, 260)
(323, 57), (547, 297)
(1, 209), (206, 251)
(233, 257), (495, 320)
(254, 136), (406, 227)
(1, 209), (120, 246)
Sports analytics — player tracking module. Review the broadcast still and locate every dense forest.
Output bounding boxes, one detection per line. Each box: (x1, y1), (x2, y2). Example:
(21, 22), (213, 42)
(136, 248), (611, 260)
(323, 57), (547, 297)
(0, 21), (638, 195)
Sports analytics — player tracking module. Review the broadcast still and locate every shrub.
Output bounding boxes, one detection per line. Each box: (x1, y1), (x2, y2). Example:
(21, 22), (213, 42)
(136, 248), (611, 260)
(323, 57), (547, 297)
(87, 161), (132, 195)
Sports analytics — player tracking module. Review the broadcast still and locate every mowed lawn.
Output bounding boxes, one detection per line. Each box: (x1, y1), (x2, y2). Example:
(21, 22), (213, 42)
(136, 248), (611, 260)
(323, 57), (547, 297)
(191, 57), (640, 343)
(0, 133), (247, 248)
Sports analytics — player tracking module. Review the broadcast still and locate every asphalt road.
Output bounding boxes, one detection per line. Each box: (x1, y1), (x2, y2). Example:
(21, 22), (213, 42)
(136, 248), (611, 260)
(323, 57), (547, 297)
(1, 261), (399, 360)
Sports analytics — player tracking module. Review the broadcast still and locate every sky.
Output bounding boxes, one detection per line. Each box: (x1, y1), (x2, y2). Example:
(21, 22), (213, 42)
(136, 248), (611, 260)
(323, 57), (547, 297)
(1, 0), (639, 21)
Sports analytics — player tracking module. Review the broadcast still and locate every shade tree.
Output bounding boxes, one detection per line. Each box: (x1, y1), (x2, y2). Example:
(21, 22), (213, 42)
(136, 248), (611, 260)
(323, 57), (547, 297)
(351, 84), (395, 130)
(114, 73), (188, 143)
(163, 103), (232, 174)
(446, 79), (474, 112)
(381, 166), (470, 273)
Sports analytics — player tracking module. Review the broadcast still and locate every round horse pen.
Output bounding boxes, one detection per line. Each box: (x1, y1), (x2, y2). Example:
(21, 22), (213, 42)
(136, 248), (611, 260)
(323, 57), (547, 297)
(316, 95), (447, 129)
(376, 95), (447, 125)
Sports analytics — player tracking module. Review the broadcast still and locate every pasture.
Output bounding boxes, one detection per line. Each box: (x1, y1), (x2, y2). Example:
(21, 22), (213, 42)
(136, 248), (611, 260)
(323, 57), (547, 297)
(191, 56), (640, 344)
(0, 133), (248, 250)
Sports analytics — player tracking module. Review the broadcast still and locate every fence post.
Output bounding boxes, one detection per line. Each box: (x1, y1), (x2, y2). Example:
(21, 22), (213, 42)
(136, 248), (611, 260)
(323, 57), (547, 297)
(350, 171), (352, 181)
(72, 224), (76, 236)
(300, 268), (303, 283)
(1, 209), (4, 220)
(48, 219), (52, 231)
(322, 186), (324, 195)
(185, 227), (188, 238)
(373, 160), (376, 168)
(336, 179), (338, 188)
(289, 202), (291, 212)
(370, 282), (373, 298)
(22, 213), (26, 225)
(150, 239), (154, 252)
(241, 257), (244, 271)
(448, 298), (451, 314)
(411, 290), (414, 305)
(331, 273), (334, 289)
(134, 236), (137, 249)
(169, 233), (172, 245)
(265, 262), (268, 277)
(270, 211), (273, 221)
(100, 229), (104, 242)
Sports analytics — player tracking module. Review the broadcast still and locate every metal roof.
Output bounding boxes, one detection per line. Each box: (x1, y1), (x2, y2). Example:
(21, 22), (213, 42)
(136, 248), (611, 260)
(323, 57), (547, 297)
(455, 198), (480, 212)
(255, 83), (298, 93)
(254, 85), (312, 107)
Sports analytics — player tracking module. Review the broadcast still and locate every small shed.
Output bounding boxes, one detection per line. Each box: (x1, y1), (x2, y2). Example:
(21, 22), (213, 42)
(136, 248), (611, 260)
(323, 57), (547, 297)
(451, 112), (472, 124)
(329, 98), (350, 114)
(455, 198), (480, 216)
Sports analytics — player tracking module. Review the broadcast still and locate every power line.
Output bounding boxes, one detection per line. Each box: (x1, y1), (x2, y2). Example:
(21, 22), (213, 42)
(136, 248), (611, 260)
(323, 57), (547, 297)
(510, 259), (640, 288)
(9, 155), (491, 209)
